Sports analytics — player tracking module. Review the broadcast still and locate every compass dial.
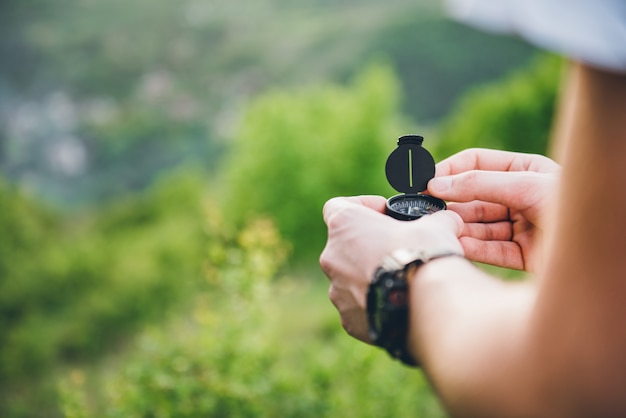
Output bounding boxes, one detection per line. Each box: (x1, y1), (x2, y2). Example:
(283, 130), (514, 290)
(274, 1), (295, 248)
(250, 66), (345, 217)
(386, 194), (446, 221)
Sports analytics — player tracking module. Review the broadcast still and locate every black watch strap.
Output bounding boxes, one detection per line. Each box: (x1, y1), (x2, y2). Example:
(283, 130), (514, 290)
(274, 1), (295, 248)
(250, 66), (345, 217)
(369, 261), (421, 367)
(367, 249), (463, 367)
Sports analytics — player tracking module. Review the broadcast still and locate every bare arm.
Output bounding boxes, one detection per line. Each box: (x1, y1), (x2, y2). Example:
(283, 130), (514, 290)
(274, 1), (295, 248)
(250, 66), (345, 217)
(408, 62), (626, 417)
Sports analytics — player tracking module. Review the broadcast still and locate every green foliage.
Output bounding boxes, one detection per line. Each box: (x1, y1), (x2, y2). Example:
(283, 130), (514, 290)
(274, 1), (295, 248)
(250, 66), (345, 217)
(0, 180), (60, 415)
(222, 64), (405, 260)
(59, 215), (446, 418)
(0, 180), (58, 373)
(434, 54), (563, 158)
(0, 171), (208, 418)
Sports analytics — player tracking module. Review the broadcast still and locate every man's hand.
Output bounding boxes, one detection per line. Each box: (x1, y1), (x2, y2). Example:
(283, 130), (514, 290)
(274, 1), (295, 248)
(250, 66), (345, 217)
(320, 195), (463, 342)
(428, 148), (560, 272)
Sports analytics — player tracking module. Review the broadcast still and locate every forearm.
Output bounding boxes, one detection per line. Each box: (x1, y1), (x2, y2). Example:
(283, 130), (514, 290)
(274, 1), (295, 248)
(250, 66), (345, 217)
(408, 257), (539, 417)
(525, 62), (626, 416)
(406, 63), (626, 417)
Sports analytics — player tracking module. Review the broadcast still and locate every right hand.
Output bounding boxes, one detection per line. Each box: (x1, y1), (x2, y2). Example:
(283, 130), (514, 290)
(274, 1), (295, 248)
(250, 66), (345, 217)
(427, 148), (560, 272)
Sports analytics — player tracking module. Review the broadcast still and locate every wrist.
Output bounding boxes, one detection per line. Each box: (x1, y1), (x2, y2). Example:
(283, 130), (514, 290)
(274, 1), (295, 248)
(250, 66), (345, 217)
(406, 255), (473, 366)
(367, 248), (464, 367)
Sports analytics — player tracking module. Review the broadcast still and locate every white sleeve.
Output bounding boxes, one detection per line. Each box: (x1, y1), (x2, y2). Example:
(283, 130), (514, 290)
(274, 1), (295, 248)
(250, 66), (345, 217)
(444, 0), (626, 73)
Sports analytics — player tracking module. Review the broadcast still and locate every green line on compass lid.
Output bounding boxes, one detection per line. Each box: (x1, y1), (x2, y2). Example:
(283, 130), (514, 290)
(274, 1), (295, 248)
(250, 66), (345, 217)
(385, 135), (436, 194)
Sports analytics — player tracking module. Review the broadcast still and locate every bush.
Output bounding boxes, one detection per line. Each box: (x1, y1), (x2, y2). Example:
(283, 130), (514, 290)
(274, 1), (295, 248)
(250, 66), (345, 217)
(0, 171), (208, 418)
(59, 214), (446, 418)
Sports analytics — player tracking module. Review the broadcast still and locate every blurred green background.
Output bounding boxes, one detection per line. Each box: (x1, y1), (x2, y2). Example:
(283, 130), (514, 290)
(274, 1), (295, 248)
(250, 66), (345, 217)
(1, 0), (560, 417)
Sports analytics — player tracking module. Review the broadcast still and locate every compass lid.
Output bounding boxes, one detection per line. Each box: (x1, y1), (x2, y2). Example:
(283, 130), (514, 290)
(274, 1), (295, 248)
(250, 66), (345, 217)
(385, 135), (436, 194)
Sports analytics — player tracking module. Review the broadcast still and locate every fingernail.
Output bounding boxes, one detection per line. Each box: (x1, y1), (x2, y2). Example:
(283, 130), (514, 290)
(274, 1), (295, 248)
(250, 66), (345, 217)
(429, 177), (451, 193)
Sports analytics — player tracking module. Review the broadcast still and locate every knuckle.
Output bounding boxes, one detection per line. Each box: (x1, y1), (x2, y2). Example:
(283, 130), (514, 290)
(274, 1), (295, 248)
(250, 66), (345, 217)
(323, 197), (349, 224)
(319, 249), (333, 276)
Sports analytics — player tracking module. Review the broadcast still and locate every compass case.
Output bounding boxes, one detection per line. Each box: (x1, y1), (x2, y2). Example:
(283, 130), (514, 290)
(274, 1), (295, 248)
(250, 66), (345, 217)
(384, 135), (446, 221)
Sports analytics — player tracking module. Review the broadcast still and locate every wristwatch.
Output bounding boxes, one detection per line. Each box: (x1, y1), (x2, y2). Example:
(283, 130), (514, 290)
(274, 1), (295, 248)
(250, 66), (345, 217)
(366, 248), (463, 367)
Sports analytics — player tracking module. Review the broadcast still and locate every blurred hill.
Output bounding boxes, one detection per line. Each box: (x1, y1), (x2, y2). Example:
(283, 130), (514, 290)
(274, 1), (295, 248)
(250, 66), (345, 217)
(0, 0), (535, 209)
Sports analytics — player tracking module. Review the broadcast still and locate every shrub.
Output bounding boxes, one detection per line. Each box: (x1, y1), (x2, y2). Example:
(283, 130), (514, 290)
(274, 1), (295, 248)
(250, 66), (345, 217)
(0, 171), (208, 418)
(59, 213), (446, 418)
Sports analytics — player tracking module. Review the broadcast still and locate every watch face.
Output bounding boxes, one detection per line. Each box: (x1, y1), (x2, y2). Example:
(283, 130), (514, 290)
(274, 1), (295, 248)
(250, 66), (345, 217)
(367, 252), (420, 367)
(367, 282), (385, 341)
(388, 288), (408, 306)
(367, 271), (409, 345)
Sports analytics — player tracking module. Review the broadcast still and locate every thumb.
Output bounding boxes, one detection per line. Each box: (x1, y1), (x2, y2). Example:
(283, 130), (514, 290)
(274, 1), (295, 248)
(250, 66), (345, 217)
(421, 209), (465, 238)
(428, 171), (552, 210)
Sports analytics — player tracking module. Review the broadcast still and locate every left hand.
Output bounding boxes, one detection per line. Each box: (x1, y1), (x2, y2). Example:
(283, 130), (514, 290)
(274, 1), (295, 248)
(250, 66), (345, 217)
(319, 195), (464, 342)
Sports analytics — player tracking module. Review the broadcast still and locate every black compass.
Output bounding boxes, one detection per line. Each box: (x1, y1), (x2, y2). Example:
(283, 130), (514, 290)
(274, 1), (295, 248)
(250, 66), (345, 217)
(385, 135), (446, 221)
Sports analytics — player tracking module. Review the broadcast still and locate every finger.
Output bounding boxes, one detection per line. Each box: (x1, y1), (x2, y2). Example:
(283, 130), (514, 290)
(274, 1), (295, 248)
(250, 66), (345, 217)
(436, 148), (515, 177)
(460, 221), (513, 242)
(353, 195), (387, 212)
(428, 170), (550, 210)
(459, 237), (524, 270)
(447, 200), (509, 223)
(322, 195), (386, 225)
(435, 148), (559, 177)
